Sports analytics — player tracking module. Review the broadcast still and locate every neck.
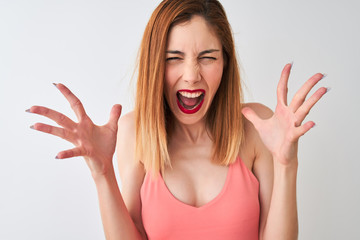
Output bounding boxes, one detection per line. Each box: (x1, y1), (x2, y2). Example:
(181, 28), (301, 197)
(172, 118), (210, 144)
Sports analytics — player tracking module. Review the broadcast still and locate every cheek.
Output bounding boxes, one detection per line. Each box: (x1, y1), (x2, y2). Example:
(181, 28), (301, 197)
(164, 66), (177, 101)
(165, 65), (178, 88)
(203, 64), (223, 91)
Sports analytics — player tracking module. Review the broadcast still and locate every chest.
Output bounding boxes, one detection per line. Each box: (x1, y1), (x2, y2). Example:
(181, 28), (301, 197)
(140, 155), (260, 240)
(163, 158), (229, 208)
(164, 144), (254, 208)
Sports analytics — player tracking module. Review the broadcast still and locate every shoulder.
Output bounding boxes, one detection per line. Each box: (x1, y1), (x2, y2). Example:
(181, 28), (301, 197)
(118, 110), (136, 135)
(242, 102), (273, 157)
(240, 103), (273, 170)
(243, 102), (273, 120)
(117, 110), (136, 165)
(116, 110), (145, 180)
(242, 102), (273, 149)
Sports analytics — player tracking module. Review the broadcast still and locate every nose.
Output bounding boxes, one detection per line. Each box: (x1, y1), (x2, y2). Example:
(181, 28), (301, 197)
(183, 60), (201, 85)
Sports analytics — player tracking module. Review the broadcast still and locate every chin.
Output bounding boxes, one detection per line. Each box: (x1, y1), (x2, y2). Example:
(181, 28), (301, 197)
(170, 102), (209, 126)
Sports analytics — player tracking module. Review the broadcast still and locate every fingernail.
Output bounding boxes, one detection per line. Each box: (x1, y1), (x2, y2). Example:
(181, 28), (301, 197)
(25, 109), (31, 113)
(321, 73), (327, 80)
(326, 87), (331, 93)
(312, 123), (316, 128)
(289, 61), (294, 70)
(55, 155), (59, 159)
(53, 83), (58, 88)
(30, 125), (34, 129)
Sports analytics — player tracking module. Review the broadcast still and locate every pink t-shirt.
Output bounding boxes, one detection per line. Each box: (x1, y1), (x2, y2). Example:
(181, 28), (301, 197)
(140, 157), (260, 240)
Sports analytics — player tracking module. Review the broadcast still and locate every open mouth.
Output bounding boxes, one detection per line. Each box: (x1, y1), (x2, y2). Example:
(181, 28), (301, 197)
(176, 89), (205, 114)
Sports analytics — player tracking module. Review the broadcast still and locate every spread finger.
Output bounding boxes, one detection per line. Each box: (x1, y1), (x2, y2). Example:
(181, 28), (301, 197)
(54, 83), (87, 121)
(294, 87), (328, 125)
(289, 73), (325, 111)
(27, 106), (76, 129)
(31, 123), (74, 142)
(56, 147), (85, 159)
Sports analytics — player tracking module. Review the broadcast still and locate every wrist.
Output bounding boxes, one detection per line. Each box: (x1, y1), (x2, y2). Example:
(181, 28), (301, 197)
(273, 155), (298, 170)
(91, 163), (116, 182)
(272, 157), (298, 185)
(84, 156), (115, 179)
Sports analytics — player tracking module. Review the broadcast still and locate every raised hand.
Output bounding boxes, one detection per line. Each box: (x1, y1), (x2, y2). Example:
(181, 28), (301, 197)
(241, 63), (328, 165)
(27, 83), (122, 177)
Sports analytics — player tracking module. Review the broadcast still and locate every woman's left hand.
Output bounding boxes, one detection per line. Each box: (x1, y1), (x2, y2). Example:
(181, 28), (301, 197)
(241, 63), (328, 166)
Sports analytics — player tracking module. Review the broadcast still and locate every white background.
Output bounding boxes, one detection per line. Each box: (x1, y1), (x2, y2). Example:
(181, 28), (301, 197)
(1, 0), (359, 239)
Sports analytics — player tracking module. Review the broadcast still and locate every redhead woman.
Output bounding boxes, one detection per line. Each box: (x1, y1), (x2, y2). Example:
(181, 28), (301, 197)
(27, 0), (327, 239)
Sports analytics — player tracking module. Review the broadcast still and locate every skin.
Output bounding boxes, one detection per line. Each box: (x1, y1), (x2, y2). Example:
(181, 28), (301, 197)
(162, 16), (229, 207)
(28, 15), (327, 240)
(164, 16), (224, 127)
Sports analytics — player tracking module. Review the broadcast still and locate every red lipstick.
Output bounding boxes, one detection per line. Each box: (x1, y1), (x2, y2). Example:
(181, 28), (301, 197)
(176, 89), (205, 114)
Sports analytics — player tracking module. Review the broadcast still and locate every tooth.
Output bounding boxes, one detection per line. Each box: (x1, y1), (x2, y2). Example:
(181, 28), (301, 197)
(179, 91), (202, 98)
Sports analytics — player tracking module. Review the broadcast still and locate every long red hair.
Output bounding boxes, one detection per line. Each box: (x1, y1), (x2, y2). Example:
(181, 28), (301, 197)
(135, 0), (244, 175)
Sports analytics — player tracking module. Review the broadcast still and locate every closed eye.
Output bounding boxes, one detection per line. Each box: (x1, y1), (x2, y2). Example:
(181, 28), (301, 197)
(199, 56), (217, 64)
(199, 57), (217, 60)
(166, 57), (183, 61)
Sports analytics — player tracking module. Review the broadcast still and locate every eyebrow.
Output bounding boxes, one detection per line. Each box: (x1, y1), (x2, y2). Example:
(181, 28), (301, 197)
(166, 49), (220, 56)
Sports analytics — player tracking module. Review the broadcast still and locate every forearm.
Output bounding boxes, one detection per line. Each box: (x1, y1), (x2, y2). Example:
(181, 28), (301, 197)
(262, 159), (298, 240)
(93, 168), (144, 240)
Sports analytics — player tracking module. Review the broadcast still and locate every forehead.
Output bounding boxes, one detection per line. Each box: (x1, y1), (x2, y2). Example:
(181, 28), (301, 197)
(167, 15), (222, 51)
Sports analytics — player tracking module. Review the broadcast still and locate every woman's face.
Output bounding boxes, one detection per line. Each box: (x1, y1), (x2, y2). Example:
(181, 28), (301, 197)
(164, 15), (224, 126)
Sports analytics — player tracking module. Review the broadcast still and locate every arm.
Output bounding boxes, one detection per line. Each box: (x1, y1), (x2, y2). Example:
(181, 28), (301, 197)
(116, 112), (148, 239)
(242, 64), (327, 240)
(28, 84), (144, 239)
(94, 169), (144, 240)
(93, 111), (147, 239)
(262, 156), (298, 240)
(252, 116), (299, 240)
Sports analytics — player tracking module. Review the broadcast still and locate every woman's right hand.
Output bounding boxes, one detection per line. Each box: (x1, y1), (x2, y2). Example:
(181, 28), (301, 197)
(27, 83), (122, 178)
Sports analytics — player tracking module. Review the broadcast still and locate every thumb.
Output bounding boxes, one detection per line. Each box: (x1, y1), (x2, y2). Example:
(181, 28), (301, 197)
(241, 106), (262, 128)
(107, 104), (122, 130)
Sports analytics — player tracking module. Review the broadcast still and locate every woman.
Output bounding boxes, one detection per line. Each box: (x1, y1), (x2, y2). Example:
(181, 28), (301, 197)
(27, 0), (327, 239)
